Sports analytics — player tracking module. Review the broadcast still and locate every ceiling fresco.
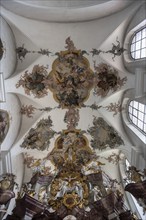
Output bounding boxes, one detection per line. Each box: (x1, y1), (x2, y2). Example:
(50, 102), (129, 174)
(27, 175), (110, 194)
(20, 116), (56, 151)
(87, 117), (124, 151)
(0, 1), (146, 219)
(15, 37), (127, 107)
(0, 36), (141, 220)
(16, 65), (50, 99)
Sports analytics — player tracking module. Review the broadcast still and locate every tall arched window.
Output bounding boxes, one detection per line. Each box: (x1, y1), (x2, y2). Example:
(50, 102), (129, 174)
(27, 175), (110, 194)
(128, 100), (146, 134)
(130, 26), (146, 59)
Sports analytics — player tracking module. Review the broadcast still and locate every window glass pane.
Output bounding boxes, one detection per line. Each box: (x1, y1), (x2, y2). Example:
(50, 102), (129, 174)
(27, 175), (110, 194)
(139, 103), (145, 112)
(132, 36), (136, 43)
(131, 52), (135, 59)
(141, 38), (146, 48)
(129, 106), (133, 114)
(129, 101), (133, 108)
(131, 44), (135, 52)
(128, 101), (146, 136)
(133, 101), (138, 109)
(138, 120), (143, 130)
(138, 112), (144, 121)
(136, 31), (142, 41)
(144, 115), (146, 123)
(133, 109), (138, 117)
(141, 48), (146, 58)
(130, 27), (146, 60)
(135, 50), (140, 59)
(129, 114), (133, 120)
(142, 28), (146, 38)
(136, 41), (141, 50)
(133, 116), (138, 125)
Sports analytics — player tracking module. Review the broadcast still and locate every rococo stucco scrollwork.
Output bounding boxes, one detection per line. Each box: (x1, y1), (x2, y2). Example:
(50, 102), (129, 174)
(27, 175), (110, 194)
(2, 36), (137, 220)
(64, 108), (80, 130)
(16, 65), (50, 98)
(93, 62), (127, 97)
(50, 130), (95, 168)
(21, 116), (56, 151)
(16, 37), (127, 107)
(88, 117), (124, 150)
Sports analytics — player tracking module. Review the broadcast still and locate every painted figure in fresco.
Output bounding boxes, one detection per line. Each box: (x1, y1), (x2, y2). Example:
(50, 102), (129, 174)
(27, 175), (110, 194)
(57, 88), (80, 107)
(48, 38), (94, 108)
(16, 65), (49, 98)
(97, 70), (118, 91)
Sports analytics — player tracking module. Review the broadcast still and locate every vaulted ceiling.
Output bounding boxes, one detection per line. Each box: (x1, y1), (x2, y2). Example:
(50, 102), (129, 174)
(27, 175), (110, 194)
(0, 0), (146, 219)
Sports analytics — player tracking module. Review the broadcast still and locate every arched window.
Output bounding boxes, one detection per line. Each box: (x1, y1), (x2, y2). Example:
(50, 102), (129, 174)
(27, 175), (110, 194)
(130, 26), (146, 59)
(128, 100), (146, 134)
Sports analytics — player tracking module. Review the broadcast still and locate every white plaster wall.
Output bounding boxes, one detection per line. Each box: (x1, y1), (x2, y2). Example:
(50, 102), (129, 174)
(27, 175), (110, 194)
(0, 16), (17, 79)
(0, 0), (135, 22)
(126, 2), (146, 35)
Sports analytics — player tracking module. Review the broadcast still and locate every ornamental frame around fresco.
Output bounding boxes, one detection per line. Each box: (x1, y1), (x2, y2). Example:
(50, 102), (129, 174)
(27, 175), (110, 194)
(0, 109), (9, 144)
(20, 116), (56, 151)
(93, 62), (127, 97)
(50, 129), (95, 168)
(16, 64), (50, 98)
(88, 117), (124, 150)
(48, 49), (94, 108)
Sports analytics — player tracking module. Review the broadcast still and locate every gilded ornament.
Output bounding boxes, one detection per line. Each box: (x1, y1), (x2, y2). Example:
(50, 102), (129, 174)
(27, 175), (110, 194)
(48, 42), (94, 108)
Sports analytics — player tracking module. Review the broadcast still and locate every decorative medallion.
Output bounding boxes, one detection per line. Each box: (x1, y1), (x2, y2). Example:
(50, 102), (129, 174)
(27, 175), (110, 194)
(47, 38), (94, 108)
(0, 110), (9, 144)
(63, 192), (80, 209)
(88, 117), (124, 150)
(21, 116), (56, 151)
(16, 65), (49, 98)
(94, 62), (127, 97)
